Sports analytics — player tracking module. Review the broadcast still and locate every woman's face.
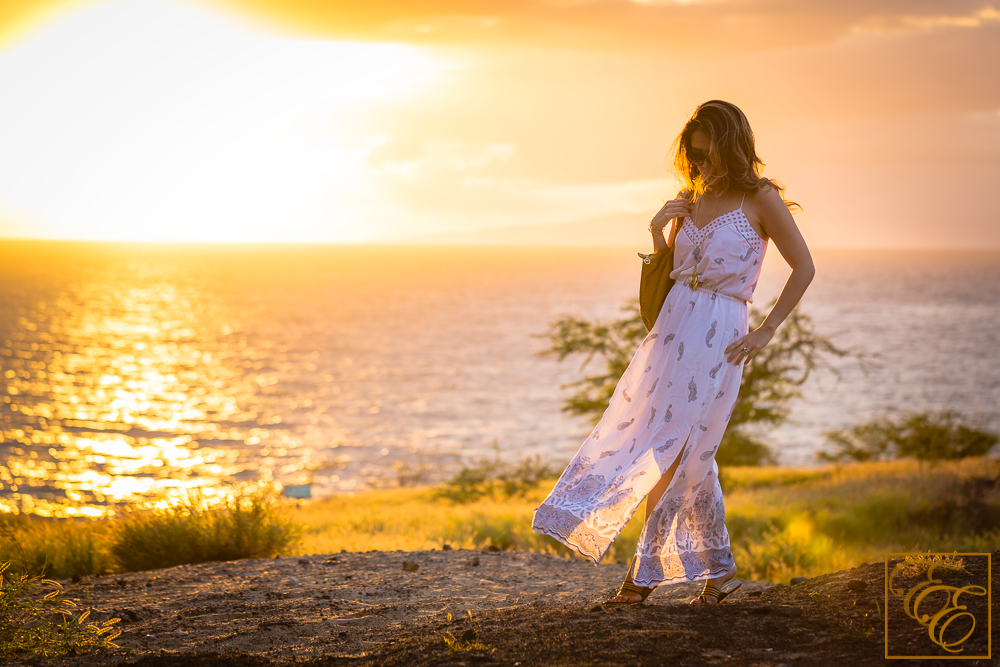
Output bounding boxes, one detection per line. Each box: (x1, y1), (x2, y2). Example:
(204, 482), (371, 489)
(689, 128), (712, 181)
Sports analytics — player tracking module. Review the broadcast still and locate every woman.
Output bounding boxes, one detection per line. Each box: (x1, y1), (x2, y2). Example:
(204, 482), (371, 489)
(531, 100), (815, 605)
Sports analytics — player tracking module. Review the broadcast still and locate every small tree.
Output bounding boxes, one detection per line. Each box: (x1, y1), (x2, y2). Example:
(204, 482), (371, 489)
(538, 298), (862, 466)
(818, 410), (999, 463)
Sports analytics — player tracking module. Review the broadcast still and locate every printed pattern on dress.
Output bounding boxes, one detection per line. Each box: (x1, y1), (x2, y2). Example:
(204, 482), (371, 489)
(533, 201), (765, 579)
(670, 207), (768, 304)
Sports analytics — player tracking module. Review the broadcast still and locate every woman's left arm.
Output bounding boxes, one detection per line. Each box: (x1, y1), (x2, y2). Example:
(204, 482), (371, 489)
(725, 187), (815, 365)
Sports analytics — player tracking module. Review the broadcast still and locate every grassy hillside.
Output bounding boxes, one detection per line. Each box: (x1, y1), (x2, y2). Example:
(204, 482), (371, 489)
(294, 456), (1000, 584)
(2, 457), (997, 585)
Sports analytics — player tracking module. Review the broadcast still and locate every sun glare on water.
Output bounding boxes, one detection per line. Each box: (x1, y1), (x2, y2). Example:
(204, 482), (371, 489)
(0, 0), (449, 243)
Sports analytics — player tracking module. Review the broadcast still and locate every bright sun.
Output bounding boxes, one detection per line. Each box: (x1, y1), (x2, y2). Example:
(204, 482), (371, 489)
(0, 0), (448, 243)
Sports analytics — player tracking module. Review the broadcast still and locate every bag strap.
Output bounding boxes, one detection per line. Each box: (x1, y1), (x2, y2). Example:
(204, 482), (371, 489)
(666, 216), (681, 248)
(666, 190), (691, 248)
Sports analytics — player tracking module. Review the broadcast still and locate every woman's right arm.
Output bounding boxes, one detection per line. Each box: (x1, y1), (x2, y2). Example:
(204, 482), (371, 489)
(649, 191), (691, 252)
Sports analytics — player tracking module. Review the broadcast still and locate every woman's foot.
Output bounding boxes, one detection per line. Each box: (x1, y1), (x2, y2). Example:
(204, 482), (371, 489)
(606, 557), (654, 604)
(690, 563), (738, 604)
(607, 583), (645, 604)
(607, 583), (653, 604)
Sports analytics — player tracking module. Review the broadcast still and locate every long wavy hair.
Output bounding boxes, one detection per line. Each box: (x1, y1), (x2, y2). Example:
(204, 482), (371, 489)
(672, 100), (800, 211)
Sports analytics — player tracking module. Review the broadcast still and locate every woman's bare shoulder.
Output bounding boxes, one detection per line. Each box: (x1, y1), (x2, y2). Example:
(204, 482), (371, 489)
(746, 183), (788, 216)
(743, 184), (789, 239)
(746, 182), (783, 203)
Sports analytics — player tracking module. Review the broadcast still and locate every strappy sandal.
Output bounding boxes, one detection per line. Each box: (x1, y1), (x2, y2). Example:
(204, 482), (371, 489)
(694, 580), (743, 604)
(605, 580), (655, 606)
(605, 556), (657, 605)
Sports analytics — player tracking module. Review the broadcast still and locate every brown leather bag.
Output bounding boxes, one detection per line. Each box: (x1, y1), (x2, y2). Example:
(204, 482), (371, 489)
(637, 216), (681, 332)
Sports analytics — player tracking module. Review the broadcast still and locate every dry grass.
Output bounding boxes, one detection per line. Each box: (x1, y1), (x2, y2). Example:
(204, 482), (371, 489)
(1, 457), (997, 586)
(0, 562), (121, 658)
(295, 456), (1000, 584)
(0, 485), (302, 578)
(111, 486), (303, 572)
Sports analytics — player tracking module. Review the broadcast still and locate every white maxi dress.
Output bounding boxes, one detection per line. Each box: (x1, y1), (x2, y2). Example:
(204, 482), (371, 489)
(532, 197), (767, 587)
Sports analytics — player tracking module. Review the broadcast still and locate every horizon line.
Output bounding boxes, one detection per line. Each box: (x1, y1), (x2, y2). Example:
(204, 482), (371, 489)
(2, 236), (1000, 253)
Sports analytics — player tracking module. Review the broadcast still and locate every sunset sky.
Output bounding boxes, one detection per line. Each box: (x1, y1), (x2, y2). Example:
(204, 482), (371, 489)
(0, 0), (997, 248)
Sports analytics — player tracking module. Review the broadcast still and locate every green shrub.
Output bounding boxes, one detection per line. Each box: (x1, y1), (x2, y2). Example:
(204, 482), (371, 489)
(0, 562), (120, 658)
(818, 410), (999, 463)
(731, 514), (845, 585)
(111, 485), (302, 572)
(438, 445), (555, 503)
(0, 516), (113, 579)
(717, 431), (779, 468)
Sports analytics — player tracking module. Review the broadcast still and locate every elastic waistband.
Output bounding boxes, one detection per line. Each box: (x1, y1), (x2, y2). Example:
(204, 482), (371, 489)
(671, 278), (747, 304)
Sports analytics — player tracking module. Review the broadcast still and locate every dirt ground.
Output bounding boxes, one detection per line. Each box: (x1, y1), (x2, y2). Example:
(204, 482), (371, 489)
(9, 548), (997, 666)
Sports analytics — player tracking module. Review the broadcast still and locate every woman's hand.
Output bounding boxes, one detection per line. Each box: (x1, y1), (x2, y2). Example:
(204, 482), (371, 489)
(725, 324), (775, 365)
(649, 197), (691, 233)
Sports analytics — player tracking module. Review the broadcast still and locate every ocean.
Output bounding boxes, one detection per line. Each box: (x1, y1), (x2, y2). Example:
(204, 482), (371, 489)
(1, 241), (998, 517)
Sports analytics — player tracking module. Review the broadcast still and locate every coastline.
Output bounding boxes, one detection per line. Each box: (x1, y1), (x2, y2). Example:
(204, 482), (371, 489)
(4, 244), (1000, 518)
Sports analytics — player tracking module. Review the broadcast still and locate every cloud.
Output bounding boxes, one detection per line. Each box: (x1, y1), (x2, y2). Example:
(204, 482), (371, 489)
(376, 140), (516, 178)
(851, 4), (1000, 34)
(6, 1), (1000, 58)
(192, 0), (1000, 55)
(360, 137), (668, 233)
(1, 0), (997, 248)
(363, 174), (667, 237)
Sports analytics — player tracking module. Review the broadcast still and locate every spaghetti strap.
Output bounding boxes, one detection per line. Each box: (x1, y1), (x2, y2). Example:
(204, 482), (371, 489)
(739, 192), (746, 209)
